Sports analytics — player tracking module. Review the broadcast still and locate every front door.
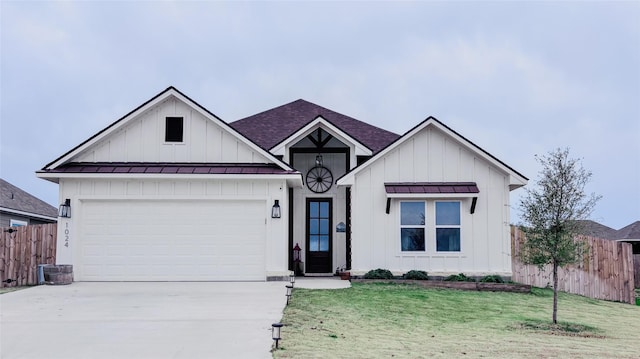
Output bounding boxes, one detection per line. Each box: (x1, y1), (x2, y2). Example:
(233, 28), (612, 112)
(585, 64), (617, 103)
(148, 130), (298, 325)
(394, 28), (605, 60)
(306, 198), (332, 273)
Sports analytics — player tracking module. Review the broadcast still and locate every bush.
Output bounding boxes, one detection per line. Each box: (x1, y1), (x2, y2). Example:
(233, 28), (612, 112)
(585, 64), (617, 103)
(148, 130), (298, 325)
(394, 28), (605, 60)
(364, 268), (394, 279)
(444, 273), (475, 282)
(480, 275), (505, 283)
(403, 270), (429, 280)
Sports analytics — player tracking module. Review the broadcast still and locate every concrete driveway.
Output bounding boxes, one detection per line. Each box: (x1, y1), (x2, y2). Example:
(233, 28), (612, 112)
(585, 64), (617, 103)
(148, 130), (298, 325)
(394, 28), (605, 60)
(0, 282), (287, 359)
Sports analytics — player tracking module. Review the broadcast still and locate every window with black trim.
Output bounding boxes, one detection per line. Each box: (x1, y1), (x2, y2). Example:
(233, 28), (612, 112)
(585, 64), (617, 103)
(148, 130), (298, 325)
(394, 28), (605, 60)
(435, 201), (461, 252)
(165, 117), (184, 142)
(400, 201), (425, 251)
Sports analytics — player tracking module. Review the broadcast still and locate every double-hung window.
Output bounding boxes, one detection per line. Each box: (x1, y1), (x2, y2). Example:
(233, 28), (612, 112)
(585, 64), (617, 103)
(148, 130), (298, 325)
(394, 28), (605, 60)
(400, 202), (426, 251)
(435, 201), (461, 252)
(399, 200), (462, 253)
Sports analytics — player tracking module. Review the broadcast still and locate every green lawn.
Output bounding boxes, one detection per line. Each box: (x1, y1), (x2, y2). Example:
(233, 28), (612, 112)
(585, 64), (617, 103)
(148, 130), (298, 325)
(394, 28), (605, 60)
(274, 282), (640, 358)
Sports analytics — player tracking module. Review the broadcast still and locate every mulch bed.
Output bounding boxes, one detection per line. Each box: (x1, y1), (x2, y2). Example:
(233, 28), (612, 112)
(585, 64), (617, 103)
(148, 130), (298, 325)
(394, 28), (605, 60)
(351, 279), (532, 293)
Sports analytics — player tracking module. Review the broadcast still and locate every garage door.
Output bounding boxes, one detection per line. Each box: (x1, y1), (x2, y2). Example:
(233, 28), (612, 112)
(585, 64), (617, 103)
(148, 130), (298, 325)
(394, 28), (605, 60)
(78, 200), (266, 281)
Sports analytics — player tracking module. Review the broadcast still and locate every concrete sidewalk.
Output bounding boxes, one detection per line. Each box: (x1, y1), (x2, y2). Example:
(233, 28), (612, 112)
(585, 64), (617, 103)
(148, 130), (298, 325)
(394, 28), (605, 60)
(1, 282), (286, 359)
(294, 277), (351, 289)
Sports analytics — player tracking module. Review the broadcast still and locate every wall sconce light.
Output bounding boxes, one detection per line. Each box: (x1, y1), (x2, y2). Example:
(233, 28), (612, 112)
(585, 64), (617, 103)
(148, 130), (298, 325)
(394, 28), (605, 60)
(285, 284), (293, 305)
(271, 200), (281, 218)
(58, 199), (71, 218)
(315, 155), (323, 167)
(271, 322), (283, 349)
(336, 222), (346, 233)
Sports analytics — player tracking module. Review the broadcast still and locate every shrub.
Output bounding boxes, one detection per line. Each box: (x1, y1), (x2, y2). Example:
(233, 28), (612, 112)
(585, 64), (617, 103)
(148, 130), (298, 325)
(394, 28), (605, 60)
(444, 273), (475, 282)
(364, 268), (394, 279)
(403, 270), (429, 280)
(480, 275), (505, 283)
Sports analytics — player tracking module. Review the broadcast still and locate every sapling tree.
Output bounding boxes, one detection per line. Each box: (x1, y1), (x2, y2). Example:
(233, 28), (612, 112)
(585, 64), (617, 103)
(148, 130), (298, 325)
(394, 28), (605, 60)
(519, 148), (601, 324)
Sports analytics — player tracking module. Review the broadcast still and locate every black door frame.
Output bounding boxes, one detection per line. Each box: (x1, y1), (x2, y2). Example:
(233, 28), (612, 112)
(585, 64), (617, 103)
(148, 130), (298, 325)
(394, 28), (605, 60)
(305, 197), (333, 273)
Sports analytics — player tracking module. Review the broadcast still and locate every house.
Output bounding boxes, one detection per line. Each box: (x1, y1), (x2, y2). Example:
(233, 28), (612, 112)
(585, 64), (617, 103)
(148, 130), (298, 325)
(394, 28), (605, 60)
(37, 87), (528, 281)
(0, 178), (57, 227)
(616, 221), (640, 254)
(576, 220), (640, 254)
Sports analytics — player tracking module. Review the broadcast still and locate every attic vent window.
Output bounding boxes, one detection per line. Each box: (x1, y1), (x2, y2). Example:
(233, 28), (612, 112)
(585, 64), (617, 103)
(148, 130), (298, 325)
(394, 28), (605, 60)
(165, 117), (184, 142)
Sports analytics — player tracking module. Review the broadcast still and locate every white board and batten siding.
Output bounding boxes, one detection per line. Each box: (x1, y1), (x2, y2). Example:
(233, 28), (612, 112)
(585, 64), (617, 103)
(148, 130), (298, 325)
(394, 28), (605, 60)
(350, 125), (512, 275)
(71, 96), (271, 164)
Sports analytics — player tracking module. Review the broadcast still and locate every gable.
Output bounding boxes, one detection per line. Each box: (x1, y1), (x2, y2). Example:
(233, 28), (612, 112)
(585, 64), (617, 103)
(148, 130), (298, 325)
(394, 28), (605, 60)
(69, 95), (271, 164)
(41, 87), (292, 171)
(337, 117), (528, 190)
(230, 99), (399, 153)
(271, 116), (374, 162)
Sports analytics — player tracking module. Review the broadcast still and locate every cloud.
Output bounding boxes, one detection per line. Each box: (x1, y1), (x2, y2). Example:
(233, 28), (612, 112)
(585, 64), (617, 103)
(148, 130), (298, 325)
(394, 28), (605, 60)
(1, 1), (638, 228)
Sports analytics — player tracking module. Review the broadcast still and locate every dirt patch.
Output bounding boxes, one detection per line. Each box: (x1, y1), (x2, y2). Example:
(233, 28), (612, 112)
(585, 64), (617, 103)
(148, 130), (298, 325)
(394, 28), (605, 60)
(513, 320), (606, 339)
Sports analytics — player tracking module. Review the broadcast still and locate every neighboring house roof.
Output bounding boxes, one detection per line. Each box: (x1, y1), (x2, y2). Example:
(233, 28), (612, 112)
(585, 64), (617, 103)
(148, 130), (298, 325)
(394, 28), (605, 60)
(617, 221), (640, 241)
(573, 220), (619, 240)
(0, 178), (57, 220)
(230, 99), (400, 153)
(574, 219), (640, 241)
(44, 162), (299, 175)
(337, 117), (528, 190)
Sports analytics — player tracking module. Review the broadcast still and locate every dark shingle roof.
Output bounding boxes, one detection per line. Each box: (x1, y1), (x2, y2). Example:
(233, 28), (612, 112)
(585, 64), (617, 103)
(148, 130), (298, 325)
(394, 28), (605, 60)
(617, 221), (640, 240)
(0, 178), (57, 218)
(573, 220), (640, 241)
(573, 220), (619, 240)
(41, 163), (299, 175)
(230, 99), (399, 153)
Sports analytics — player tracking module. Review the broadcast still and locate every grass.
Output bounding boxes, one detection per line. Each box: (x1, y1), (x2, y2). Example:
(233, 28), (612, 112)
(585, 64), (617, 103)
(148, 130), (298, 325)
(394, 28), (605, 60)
(274, 282), (640, 358)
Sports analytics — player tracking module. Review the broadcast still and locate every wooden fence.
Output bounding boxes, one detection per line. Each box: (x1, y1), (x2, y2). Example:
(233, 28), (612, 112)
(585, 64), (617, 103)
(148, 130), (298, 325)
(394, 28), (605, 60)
(511, 226), (635, 304)
(1, 223), (57, 287)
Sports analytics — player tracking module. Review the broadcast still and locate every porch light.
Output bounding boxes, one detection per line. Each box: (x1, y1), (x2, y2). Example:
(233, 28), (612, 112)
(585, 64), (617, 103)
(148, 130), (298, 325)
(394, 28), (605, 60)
(285, 284), (293, 305)
(271, 323), (283, 348)
(58, 199), (71, 218)
(271, 200), (281, 218)
(315, 155), (323, 167)
(293, 243), (301, 262)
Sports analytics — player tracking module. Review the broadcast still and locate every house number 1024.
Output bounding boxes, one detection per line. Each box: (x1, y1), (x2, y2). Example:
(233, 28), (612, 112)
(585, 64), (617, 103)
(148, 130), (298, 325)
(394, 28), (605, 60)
(64, 222), (70, 247)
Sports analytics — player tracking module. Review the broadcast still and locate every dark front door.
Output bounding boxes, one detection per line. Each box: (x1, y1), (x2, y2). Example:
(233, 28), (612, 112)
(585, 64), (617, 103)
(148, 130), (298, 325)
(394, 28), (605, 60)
(306, 198), (332, 273)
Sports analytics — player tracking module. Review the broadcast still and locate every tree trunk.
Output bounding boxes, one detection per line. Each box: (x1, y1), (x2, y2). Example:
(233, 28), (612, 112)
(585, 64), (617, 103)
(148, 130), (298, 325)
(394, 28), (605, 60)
(552, 260), (559, 324)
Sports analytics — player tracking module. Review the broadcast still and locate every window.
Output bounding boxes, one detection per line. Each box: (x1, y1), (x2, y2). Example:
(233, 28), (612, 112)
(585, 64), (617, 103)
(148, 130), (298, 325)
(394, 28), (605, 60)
(400, 202), (425, 251)
(308, 200), (330, 251)
(10, 219), (27, 227)
(435, 201), (461, 252)
(165, 117), (184, 142)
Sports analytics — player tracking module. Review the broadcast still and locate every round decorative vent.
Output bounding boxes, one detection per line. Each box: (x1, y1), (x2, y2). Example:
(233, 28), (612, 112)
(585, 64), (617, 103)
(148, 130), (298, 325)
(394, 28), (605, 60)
(305, 166), (334, 193)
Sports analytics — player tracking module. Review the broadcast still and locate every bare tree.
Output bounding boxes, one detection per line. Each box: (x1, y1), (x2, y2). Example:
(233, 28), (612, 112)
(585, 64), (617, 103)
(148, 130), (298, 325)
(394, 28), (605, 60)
(519, 148), (601, 324)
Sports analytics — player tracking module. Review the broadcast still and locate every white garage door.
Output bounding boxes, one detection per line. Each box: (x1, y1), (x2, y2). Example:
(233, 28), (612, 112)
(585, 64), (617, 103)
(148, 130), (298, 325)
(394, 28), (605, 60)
(78, 200), (266, 281)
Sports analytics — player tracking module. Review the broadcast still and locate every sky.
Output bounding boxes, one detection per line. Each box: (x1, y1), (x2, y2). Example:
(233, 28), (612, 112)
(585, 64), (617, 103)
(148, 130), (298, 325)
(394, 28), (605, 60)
(1, 1), (638, 229)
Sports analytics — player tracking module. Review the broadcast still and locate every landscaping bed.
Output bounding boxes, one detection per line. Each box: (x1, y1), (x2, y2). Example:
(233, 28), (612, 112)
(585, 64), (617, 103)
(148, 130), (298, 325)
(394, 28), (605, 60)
(351, 278), (531, 293)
